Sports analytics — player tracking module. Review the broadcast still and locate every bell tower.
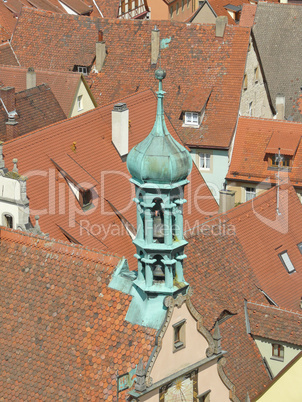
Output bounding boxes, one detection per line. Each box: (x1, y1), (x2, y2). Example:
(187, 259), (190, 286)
(126, 69), (192, 322)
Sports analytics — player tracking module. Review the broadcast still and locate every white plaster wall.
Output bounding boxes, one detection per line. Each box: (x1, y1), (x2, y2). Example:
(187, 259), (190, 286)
(227, 181), (268, 204)
(70, 80), (95, 117)
(191, 4), (216, 24)
(0, 176), (20, 201)
(240, 37), (273, 119)
(255, 336), (302, 378)
(197, 359), (230, 401)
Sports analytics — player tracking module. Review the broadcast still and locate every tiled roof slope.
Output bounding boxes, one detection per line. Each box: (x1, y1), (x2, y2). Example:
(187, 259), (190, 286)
(184, 184), (302, 399)
(184, 215), (270, 400)
(253, 3), (302, 122)
(247, 302), (302, 346)
(0, 2), (16, 42)
(0, 42), (19, 66)
(11, 8), (99, 71)
(207, 0), (250, 25)
(3, 89), (217, 263)
(239, 3), (256, 27)
(0, 84), (66, 140)
(226, 185), (302, 310)
(11, 8), (250, 148)
(0, 65), (83, 116)
(0, 227), (156, 400)
(89, 0), (118, 17)
(227, 117), (302, 185)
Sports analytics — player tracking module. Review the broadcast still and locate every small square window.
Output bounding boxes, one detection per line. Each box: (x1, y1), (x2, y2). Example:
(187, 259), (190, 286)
(245, 187), (256, 201)
(173, 319), (186, 352)
(279, 251), (295, 273)
(272, 343), (284, 361)
(184, 112), (199, 126)
(77, 95), (83, 111)
(199, 153), (211, 170)
(77, 66), (87, 75)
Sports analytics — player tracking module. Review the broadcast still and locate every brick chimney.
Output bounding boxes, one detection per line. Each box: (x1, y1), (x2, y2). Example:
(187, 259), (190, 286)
(95, 30), (106, 72)
(276, 94), (285, 120)
(151, 25), (160, 65)
(112, 103), (129, 157)
(216, 16), (228, 38)
(0, 87), (18, 141)
(26, 67), (36, 89)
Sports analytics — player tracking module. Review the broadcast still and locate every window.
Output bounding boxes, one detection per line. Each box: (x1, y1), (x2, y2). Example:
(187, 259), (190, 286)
(77, 66), (87, 75)
(279, 251), (296, 273)
(243, 74), (248, 90)
(199, 153), (211, 170)
(184, 112), (199, 126)
(176, 2), (179, 14)
(170, 5), (173, 17)
(254, 66), (259, 83)
(81, 189), (93, 210)
(3, 214), (13, 228)
(181, 0), (184, 11)
(77, 95), (83, 111)
(272, 343), (284, 361)
(249, 101), (253, 117)
(198, 390), (211, 402)
(268, 154), (292, 169)
(173, 319), (186, 352)
(245, 187), (256, 201)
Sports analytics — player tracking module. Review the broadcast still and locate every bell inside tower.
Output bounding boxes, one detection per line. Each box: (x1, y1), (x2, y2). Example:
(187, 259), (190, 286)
(152, 198), (164, 243)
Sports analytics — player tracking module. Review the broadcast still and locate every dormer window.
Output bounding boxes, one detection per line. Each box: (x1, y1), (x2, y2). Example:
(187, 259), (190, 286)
(76, 66), (87, 75)
(268, 154), (292, 169)
(184, 112), (199, 126)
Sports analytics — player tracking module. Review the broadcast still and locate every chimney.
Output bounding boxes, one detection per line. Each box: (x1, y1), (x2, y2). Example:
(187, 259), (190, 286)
(112, 103), (129, 157)
(95, 30), (106, 72)
(215, 16), (228, 38)
(219, 190), (235, 213)
(26, 67), (36, 89)
(0, 87), (18, 141)
(151, 25), (160, 65)
(276, 94), (285, 120)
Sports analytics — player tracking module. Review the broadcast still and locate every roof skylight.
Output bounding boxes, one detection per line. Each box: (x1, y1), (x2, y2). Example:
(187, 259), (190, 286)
(279, 251), (296, 273)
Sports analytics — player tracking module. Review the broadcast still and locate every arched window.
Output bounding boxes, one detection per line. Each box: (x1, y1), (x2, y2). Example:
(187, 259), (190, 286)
(3, 214), (13, 228)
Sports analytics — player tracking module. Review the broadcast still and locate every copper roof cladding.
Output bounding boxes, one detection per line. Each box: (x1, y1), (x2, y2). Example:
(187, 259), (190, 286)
(11, 8), (251, 149)
(227, 117), (302, 185)
(184, 184), (302, 399)
(0, 65), (83, 116)
(0, 84), (67, 140)
(3, 89), (217, 264)
(246, 302), (302, 346)
(0, 42), (19, 66)
(0, 227), (156, 400)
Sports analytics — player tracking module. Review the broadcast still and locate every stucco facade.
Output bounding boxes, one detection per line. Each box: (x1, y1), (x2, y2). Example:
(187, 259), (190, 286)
(254, 336), (302, 378)
(191, 3), (216, 24)
(69, 78), (96, 117)
(239, 36), (274, 119)
(226, 181), (269, 205)
(191, 148), (229, 202)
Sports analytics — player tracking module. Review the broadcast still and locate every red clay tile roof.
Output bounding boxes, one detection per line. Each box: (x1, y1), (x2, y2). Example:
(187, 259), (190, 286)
(184, 184), (302, 399)
(247, 302), (302, 346)
(0, 65), (85, 116)
(0, 226), (156, 400)
(11, 8), (99, 71)
(60, 0), (92, 14)
(239, 3), (256, 27)
(0, 84), (66, 140)
(227, 117), (302, 186)
(265, 130), (301, 156)
(11, 8), (250, 148)
(184, 214), (270, 400)
(0, 2), (17, 42)
(90, 0), (118, 17)
(207, 0), (250, 24)
(3, 89), (217, 265)
(0, 42), (19, 66)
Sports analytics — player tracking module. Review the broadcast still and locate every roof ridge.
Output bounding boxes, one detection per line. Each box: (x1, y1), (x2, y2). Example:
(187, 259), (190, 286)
(247, 300), (302, 317)
(239, 116), (302, 126)
(0, 226), (122, 264)
(0, 64), (82, 76)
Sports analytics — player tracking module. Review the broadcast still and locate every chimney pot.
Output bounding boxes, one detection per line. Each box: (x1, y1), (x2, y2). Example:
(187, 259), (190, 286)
(215, 16), (228, 38)
(0, 86), (16, 113)
(112, 102), (129, 157)
(98, 30), (103, 42)
(95, 37), (106, 73)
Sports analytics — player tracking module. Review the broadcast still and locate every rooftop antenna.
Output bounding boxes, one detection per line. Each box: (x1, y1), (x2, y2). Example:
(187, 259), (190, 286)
(275, 147), (283, 215)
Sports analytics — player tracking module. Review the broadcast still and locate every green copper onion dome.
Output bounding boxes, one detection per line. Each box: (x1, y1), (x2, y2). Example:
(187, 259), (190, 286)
(127, 69), (192, 184)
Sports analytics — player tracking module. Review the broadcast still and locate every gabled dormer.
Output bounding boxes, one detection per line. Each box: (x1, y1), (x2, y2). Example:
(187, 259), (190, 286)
(265, 131), (301, 172)
(180, 89), (212, 128)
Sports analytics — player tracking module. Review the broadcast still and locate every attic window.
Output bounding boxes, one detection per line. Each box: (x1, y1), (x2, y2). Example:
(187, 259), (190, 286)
(272, 343), (284, 361)
(254, 66), (259, 83)
(279, 251), (296, 273)
(81, 189), (93, 210)
(184, 112), (199, 126)
(77, 95), (83, 111)
(3, 214), (13, 228)
(268, 154), (292, 169)
(173, 319), (186, 352)
(243, 74), (248, 90)
(77, 66), (87, 75)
